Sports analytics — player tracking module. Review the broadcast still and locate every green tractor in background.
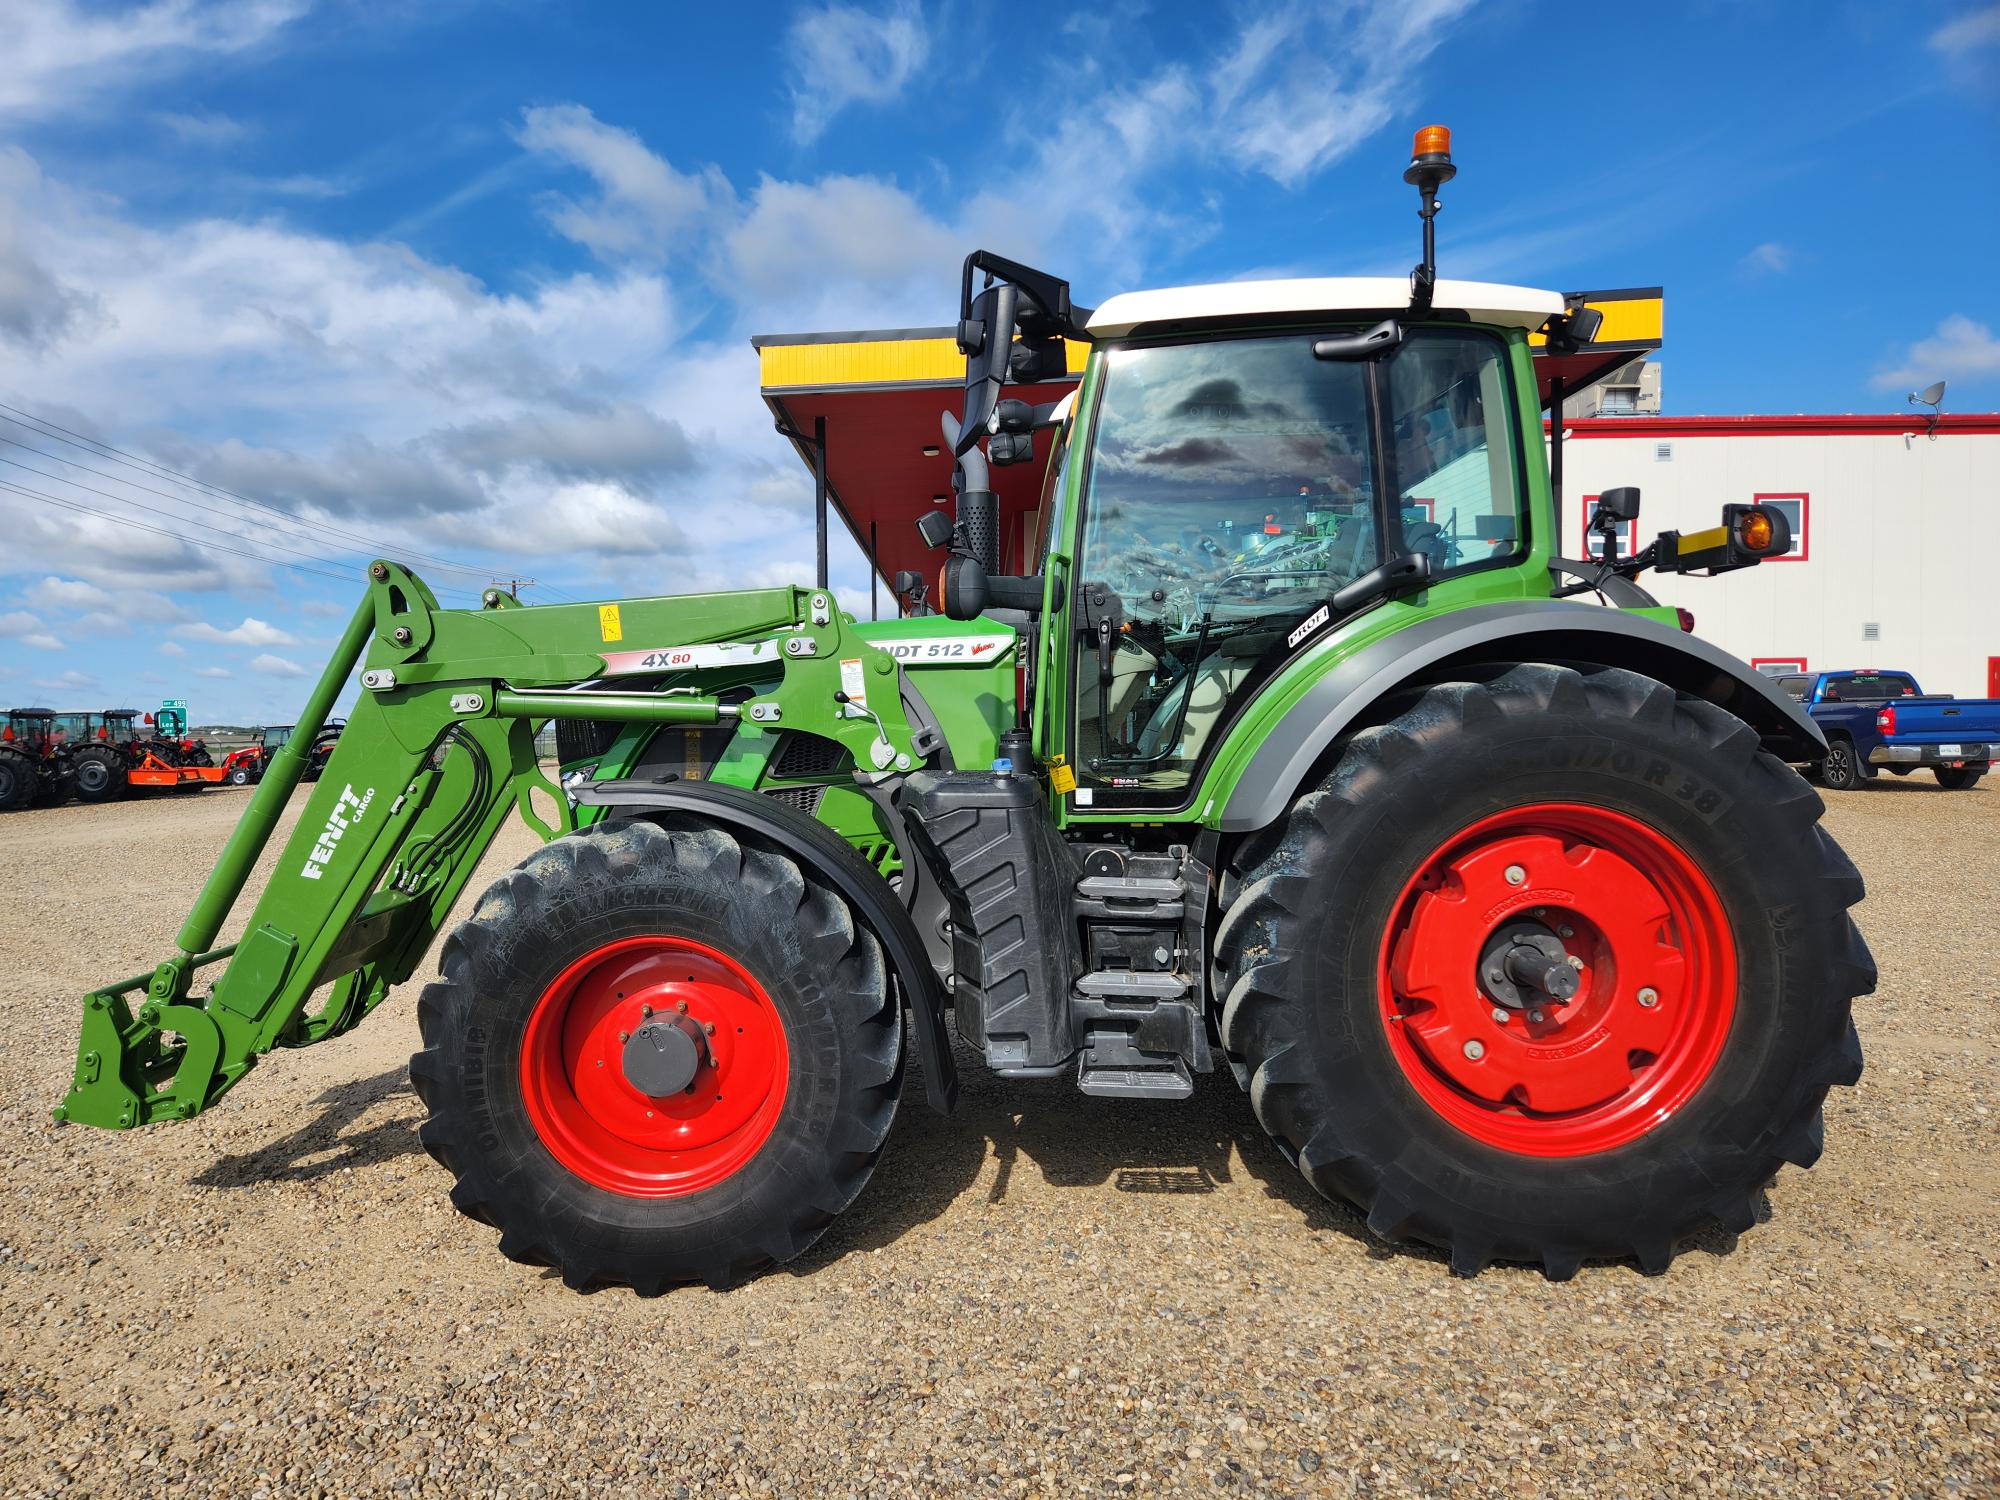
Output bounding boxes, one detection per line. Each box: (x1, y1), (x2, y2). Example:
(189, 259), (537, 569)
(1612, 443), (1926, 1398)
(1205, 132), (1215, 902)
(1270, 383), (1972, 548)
(59, 129), (1870, 1289)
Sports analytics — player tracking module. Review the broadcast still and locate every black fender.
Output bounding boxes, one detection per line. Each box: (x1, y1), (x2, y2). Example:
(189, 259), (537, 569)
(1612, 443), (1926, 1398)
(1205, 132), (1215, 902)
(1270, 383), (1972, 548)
(571, 776), (958, 1114)
(1220, 599), (1826, 832)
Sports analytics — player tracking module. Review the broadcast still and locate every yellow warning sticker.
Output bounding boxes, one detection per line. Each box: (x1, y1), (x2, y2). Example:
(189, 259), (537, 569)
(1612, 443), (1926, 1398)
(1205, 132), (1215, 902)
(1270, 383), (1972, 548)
(1048, 757), (1077, 795)
(598, 604), (623, 642)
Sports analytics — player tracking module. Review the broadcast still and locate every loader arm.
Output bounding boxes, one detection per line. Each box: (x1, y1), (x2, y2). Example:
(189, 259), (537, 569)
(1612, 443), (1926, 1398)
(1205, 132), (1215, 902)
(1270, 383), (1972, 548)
(57, 562), (929, 1130)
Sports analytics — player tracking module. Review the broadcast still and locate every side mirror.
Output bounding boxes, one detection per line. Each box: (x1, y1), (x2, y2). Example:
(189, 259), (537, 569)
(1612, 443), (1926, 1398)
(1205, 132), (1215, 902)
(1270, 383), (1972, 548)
(1595, 485), (1641, 523)
(955, 282), (1018, 456)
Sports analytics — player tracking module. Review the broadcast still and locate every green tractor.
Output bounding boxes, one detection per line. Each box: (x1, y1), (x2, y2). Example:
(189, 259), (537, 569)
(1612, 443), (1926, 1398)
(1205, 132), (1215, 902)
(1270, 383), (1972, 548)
(58, 129), (1870, 1289)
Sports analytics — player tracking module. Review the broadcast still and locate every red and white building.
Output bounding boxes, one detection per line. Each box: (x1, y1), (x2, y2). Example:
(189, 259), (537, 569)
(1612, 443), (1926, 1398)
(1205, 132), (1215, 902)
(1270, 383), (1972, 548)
(1557, 413), (2000, 699)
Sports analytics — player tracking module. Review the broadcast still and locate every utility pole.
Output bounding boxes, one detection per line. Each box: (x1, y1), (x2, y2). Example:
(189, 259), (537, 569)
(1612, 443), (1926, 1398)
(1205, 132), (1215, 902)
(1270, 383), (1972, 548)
(490, 578), (536, 600)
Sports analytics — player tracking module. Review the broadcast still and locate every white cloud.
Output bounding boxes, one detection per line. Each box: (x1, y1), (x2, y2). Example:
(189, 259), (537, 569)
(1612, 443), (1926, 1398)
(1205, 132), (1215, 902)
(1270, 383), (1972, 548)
(0, 610), (65, 650)
(1872, 314), (2000, 391)
(178, 616), (299, 647)
(0, 187), (103, 350)
(723, 175), (962, 310)
(1742, 242), (1793, 274)
(784, 0), (931, 144)
(32, 669), (99, 692)
(159, 640), (188, 657)
(1209, 0), (1478, 187)
(22, 576), (115, 611)
(0, 0), (311, 123)
(1929, 4), (2000, 53)
(155, 110), (251, 147)
(194, 665), (233, 679)
(249, 653), (305, 677)
(514, 104), (731, 260)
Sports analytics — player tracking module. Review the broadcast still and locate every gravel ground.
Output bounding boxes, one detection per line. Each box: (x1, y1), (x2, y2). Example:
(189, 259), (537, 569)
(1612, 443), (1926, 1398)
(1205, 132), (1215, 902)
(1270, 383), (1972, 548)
(0, 776), (1994, 1498)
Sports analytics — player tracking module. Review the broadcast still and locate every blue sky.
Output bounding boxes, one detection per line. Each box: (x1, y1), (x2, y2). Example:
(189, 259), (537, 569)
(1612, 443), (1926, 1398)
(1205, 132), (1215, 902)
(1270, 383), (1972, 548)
(1, 0), (1995, 723)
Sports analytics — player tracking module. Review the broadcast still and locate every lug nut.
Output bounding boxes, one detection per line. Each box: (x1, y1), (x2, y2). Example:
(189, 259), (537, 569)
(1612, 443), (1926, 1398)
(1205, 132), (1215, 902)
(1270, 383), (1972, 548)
(617, 1030), (630, 1043)
(1505, 865), (1526, 886)
(1491, 1007), (1510, 1024)
(675, 999), (689, 1014)
(703, 1021), (715, 1035)
(1557, 924), (1574, 939)
(1568, 955), (1584, 970)
(1529, 1009), (1544, 1024)
(1462, 1040), (1486, 1060)
(1637, 987), (1659, 1008)
(640, 1003), (654, 1018)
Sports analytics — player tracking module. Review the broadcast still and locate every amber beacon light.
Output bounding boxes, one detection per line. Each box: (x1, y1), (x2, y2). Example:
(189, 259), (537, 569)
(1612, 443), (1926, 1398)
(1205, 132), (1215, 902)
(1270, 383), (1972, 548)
(1404, 126), (1457, 311)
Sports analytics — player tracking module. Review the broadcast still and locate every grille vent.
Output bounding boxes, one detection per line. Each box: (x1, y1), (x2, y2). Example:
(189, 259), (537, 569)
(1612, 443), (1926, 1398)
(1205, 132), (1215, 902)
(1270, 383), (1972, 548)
(769, 732), (853, 778)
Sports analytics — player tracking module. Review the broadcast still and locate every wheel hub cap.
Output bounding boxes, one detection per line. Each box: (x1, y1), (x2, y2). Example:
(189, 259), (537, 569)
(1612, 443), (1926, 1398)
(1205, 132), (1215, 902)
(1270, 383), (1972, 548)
(1381, 804), (1736, 1156)
(622, 1015), (709, 1097)
(520, 935), (788, 1197)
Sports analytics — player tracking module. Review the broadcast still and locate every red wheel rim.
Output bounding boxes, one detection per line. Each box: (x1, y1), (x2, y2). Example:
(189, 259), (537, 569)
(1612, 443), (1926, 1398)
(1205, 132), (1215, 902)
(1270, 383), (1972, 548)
(520, 935), (789, 1196)
(1379, 803), (1736, 1157)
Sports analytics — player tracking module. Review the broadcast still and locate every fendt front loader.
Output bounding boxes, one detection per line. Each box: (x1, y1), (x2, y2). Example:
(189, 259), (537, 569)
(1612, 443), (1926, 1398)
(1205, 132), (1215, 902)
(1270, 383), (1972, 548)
(59, 129), (1872, 1289)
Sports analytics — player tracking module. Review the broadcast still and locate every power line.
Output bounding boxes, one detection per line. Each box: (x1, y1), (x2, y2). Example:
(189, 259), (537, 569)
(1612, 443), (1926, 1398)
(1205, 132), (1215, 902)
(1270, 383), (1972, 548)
(0, 431), (428, 575)
(0, 476), (485, 603)
(0, 452), (380, 575)
(0, 402), (509, 579)
(0, 477), (356, 585)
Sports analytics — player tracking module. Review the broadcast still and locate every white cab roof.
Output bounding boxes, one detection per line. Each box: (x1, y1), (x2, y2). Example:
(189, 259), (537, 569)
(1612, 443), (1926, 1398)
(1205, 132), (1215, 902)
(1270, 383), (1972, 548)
(1086, 277), (1565, 338)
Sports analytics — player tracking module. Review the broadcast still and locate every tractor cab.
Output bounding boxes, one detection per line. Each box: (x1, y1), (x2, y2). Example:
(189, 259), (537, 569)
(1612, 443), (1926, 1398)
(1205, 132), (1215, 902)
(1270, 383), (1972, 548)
(101, 710), (140, 747)
(260, 719), (345, 779)
(1036, 282), (1554, 802)
(55, 710), (121, 748)
(4, 707), (58, 757)
(0, 708), (61, 810)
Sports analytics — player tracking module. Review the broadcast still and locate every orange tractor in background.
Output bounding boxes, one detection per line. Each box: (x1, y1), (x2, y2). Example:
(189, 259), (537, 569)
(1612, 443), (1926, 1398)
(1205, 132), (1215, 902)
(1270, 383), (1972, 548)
(52, 710), (224, 803)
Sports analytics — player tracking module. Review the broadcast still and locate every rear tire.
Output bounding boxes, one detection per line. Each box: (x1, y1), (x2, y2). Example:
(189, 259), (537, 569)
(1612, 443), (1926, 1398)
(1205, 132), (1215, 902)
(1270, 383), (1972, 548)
(70, 747), (125, 803)
(226, 764), (250, 786)
(1216, 664), (1873, 1277)
(1818, 737), (1868, 791)
(410, 817), (903, 1291)
(1935, 765), (1984, 791)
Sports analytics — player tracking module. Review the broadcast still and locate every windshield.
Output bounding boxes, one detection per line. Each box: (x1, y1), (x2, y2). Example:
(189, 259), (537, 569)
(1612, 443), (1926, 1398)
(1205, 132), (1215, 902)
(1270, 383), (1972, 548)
(1070, 327), (1521, 804)
(1078, 337), (1374, 632)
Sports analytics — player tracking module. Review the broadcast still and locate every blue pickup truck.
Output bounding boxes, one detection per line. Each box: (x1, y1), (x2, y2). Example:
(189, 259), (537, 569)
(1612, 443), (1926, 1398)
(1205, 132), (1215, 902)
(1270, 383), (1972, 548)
(1774, 669), (2000, 791)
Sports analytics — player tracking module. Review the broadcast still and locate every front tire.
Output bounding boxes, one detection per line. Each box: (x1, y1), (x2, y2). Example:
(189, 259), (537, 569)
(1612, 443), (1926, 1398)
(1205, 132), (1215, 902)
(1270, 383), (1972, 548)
(410, 818), (903, 1291)
(1216, 664), (1873, 1277)
(226, 764), (250, 786)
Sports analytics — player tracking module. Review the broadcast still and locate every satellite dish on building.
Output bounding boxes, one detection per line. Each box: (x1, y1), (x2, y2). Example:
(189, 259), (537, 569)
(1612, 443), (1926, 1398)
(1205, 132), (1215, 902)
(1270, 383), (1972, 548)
(1906, 380), (1946, 440)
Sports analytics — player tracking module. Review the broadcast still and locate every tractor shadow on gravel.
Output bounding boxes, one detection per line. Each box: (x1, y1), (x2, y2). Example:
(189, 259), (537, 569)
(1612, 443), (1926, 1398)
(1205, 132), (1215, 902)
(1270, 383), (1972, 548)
(192, 1068), (425, 1188)
(792, 1039), (1771, 1280)
(788, 1039), (1442, 1277)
